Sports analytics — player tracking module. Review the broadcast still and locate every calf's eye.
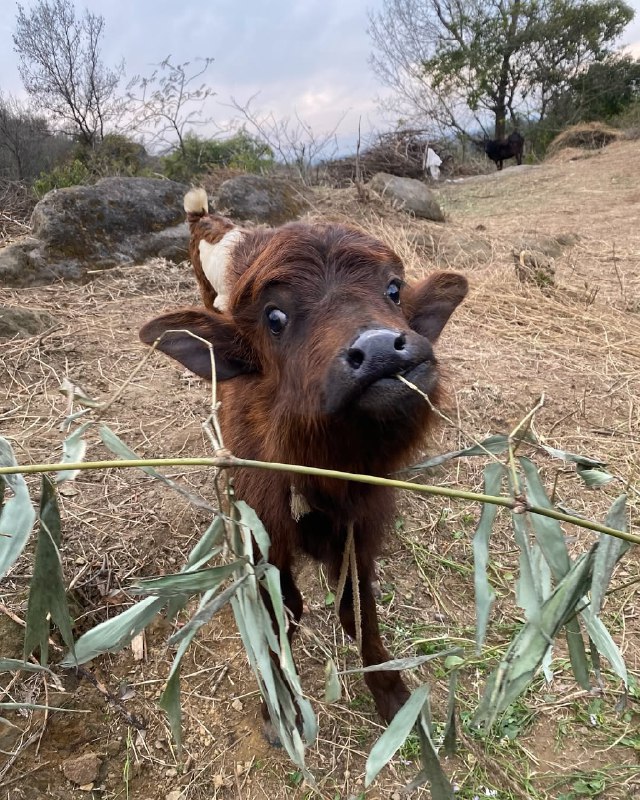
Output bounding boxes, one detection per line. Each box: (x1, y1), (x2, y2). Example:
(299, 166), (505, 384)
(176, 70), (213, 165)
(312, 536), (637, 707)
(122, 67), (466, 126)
(386, 280), (401, 305)
(266, 307), (288, 335)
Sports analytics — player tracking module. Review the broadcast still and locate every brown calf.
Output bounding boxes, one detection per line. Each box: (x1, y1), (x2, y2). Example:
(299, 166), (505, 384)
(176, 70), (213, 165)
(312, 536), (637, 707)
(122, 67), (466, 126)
(140, 199), (468, 731)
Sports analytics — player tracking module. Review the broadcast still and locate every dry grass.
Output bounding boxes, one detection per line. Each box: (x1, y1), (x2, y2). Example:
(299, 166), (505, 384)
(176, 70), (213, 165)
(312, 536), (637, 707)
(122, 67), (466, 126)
(546, 121), (623, 157)
(1, 138), (639, 799)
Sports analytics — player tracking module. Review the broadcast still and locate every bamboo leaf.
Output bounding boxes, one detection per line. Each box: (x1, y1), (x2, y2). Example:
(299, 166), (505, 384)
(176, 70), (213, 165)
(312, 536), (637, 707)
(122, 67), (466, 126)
(168, 577), (248, 645)
(99, 425), (214, 512)
(133, 560), (246, 597)
(24, 476), (75, 665)
(564, 616), (591, 690)
(236, 500), (270, 562)
(580, 609), (627, 686)
(406, 434), (511, 470)
(56, 422), (91, 483)
(414, 706), (455, 798)
(473, 462), (504, 651)
(519, 457), (571, 580)
(365, 684), (429, 786)
(0, 436), (36, 580)
(536, 444), (607, 469)
(591, 494), (629, 615)
(474, 548), (595, 728)
(442, 668), (458, 756)
(61, 596), (165, 666)
(576, 466), (616, 487)
(0, 659), (55, 675)
(339, 648), (462, 674)
(324, 658), (341, 703)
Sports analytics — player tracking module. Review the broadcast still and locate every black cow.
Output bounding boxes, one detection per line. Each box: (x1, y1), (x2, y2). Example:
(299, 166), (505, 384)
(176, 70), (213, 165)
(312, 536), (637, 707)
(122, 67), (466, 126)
(484, 131), (524, 170)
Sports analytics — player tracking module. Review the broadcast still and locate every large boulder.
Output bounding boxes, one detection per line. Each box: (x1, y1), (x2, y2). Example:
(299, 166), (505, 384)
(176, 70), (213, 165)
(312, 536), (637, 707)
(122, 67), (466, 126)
(0, 306), (58, 338)
(369, 173), (445, 222)
(0, 177), (190, 287)
(215, 175), (307, 224)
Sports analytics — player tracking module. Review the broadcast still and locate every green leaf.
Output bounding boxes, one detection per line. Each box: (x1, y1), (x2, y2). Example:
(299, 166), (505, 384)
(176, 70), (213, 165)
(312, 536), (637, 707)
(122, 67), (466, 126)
(56, 422), (91, 483)
(413, 706), (455, 798)
(365, 684), (429, 786)
(406, 434), (511, 470)
(262, 565), (317, 744)
(473, 462), (504, 651)
(339, 648), (462, 674)
(0, 436), (36, 580)
(168, 576), (248, 645)
(166, 515), (225, 618)
(474, 548), (596, 728)
(580, 609), (627, 686)
(510, 501), (540, 621)
(134, 560), (246, 597)
(99, 425), (214, 512)
(519, 457), (571, 581)
(24, 476), (75, 665)
(324, 658), (341, 703)
(576, 466), (615, 487)
(61, 595), (165, 667)
(591, 494), (629, 615)
(184, 516), (225, 570)
(564, 616), (591, 690)
(536, 444), (607, 469)
(236, 500), (271, 561)
(0, 659), (55, 675)
(442, 668), (458, 756)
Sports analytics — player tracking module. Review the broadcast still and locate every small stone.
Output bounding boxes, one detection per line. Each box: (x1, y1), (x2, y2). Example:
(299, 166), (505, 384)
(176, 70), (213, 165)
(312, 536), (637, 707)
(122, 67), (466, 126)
(79, 784), (94, 792)
(231, 698), (243, 712)
(166, 791), (183, 800)
(154, 739), (165, 750)
(63, 753), (101, 786)
(165, 767), (178, 778)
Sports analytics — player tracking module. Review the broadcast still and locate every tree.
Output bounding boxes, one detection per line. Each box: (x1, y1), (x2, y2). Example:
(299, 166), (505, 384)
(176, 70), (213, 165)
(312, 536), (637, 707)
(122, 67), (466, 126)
(0, 93), (72, 181)
(125, 56), (216, 155)
(548, 53), (640, 123)
(368, 0), (634, 139)
(13, 0), (123, 147)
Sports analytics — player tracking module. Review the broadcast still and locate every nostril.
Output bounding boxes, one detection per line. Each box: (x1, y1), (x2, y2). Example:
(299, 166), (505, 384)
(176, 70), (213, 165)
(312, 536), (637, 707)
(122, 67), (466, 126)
(347, 347), (364, 369)
(394, 333), (406, 351)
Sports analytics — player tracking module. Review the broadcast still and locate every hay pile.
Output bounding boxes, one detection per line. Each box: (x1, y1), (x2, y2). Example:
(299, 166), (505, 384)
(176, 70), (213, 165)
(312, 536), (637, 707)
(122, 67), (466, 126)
(546, 121), (621, 157)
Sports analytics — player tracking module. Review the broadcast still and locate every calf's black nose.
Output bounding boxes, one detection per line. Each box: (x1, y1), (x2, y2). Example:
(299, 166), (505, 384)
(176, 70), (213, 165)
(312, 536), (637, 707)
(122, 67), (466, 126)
(346, 328), (410, 375)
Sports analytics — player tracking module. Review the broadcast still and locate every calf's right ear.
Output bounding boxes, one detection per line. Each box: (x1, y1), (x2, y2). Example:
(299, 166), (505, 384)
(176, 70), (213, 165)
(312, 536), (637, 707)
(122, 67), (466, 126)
(139, 309), (257, 381)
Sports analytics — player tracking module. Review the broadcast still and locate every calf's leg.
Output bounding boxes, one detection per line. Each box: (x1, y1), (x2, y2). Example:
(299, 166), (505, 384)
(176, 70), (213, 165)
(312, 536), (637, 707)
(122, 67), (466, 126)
(339, 571), (410, 722)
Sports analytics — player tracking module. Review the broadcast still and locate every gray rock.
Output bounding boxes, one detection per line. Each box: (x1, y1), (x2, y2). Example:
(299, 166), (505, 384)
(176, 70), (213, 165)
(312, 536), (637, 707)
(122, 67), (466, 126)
(215, 175), (307, 224)
(513, 232), (579, 259)
(369, 173), (445, 221)
(0, 177), (189, 287)
(0, 305), (58, 338)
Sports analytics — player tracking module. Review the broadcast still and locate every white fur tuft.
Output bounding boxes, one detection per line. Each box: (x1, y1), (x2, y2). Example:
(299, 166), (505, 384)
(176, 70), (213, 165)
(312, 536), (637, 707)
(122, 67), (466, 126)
(184, 187), (209, 215)
(199, 228), (244, 312)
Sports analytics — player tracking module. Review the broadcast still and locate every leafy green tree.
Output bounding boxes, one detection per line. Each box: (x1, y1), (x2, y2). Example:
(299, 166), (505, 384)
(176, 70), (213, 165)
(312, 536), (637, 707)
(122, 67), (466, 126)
(369, 0), (634, 138)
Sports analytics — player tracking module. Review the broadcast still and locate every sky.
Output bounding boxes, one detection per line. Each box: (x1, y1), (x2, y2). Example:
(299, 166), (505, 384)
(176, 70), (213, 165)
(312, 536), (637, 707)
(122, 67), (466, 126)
(1, 0), (640, 153)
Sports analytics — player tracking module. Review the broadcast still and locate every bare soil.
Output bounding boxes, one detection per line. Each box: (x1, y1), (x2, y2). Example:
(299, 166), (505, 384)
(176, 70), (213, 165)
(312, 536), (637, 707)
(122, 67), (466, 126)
(1, 139), (639, 800)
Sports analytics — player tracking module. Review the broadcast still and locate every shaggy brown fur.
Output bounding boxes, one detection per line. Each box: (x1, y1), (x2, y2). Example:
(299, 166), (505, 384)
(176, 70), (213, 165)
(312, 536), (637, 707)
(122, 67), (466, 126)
(140, 214), (468, 729)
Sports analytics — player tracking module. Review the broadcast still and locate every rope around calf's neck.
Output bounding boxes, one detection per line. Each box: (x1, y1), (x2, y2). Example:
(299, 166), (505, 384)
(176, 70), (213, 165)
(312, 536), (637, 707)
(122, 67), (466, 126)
(334, 522), (363, 656)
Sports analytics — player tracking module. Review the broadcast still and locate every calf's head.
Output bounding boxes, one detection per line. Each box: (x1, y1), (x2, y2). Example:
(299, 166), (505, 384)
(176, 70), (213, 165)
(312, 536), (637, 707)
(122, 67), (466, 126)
(140, 223), (467, 460)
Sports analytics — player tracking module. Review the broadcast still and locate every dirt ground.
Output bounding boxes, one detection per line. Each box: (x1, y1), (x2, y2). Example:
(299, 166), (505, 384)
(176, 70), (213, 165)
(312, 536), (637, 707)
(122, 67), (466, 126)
(1, 138), (639, 800)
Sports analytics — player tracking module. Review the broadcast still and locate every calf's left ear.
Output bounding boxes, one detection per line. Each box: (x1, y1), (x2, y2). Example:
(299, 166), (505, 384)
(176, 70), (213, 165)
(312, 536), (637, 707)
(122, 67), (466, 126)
(404, 271), (468, 342)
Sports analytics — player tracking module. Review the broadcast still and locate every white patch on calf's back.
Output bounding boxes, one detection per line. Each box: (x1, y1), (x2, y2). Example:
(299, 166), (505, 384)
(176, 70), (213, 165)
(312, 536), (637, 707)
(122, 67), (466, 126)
(199, 228), (244, 312)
